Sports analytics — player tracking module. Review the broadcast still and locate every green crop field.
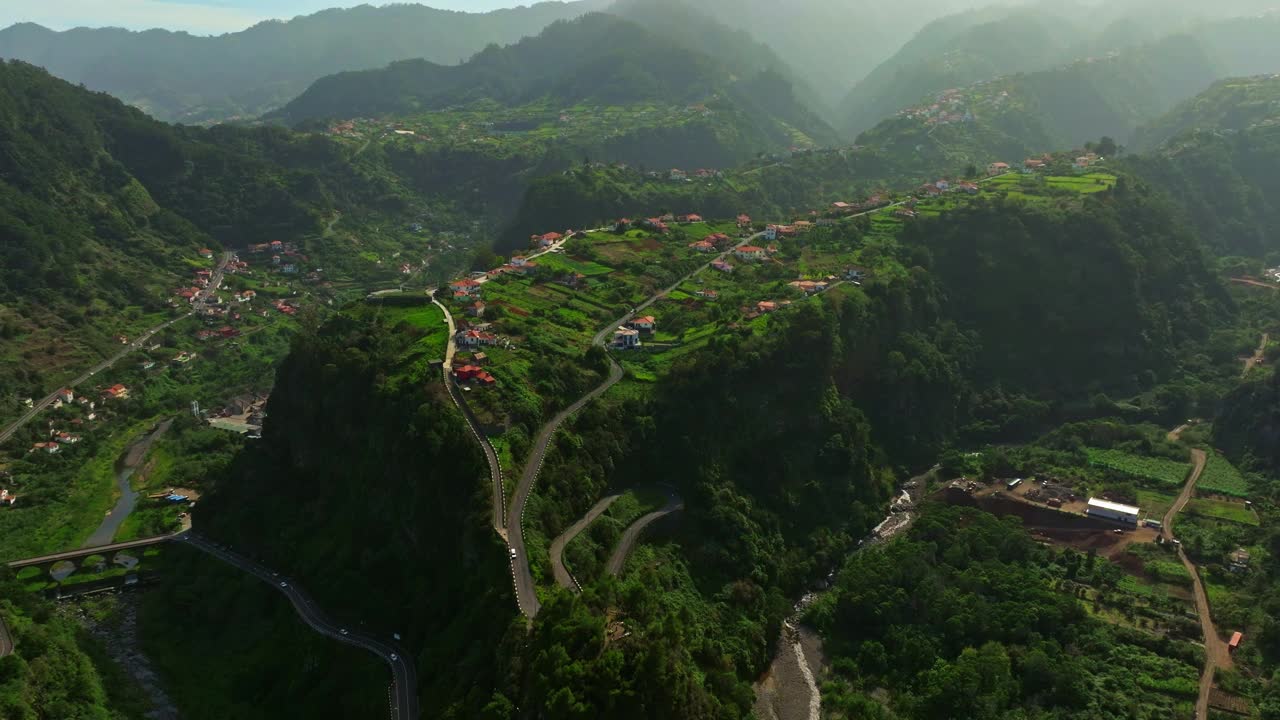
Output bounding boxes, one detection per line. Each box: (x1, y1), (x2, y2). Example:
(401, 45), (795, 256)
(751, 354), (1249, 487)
(1136, 489), (1179, 520)
(1085, 448), (1190, 487)
(1187, 497), (1258, 525)
(1197, 454), (1250, 497)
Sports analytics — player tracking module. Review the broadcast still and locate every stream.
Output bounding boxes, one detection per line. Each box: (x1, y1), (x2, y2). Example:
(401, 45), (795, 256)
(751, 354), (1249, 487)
(82, 419), (172, 548)
(752, 478), (922, 720)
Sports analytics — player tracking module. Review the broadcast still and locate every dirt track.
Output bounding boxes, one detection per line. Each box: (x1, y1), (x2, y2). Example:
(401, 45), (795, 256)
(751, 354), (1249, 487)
(1163, 447), (1232, 720)
(1243, 333), (1268, 377)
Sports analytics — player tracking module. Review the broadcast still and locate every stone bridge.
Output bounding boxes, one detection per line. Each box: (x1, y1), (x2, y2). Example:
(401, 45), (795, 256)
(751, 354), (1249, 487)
(6, 534), (176, 577)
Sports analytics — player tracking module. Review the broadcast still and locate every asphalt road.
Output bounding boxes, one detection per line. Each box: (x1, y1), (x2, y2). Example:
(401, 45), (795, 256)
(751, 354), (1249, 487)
(508, 233), (766, 616)
(0, 251), (229, 447)
(181, 533), (418, 720)
(432, 296), (507, 535)
(548, 492), (623, 591)
(605, 490), (684, 576)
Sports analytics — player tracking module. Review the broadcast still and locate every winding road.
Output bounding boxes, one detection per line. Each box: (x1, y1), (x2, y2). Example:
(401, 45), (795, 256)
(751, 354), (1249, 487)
(505, 232), (764, 617)
(549, 492), (623, 591)
(605, 489), (685, 576)
(1161, 446), (1231, 720)
(181, 533), (418, 720)
(0, 251), (230, 447)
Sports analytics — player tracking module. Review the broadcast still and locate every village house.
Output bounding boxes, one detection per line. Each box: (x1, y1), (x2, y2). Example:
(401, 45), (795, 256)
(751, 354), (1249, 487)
(102, 384), (130, 400)
(453, 365), (496, 386)
(467, 300), (486, 318)
(32, 442), (60, 454)
(679, 214), (703, 224)
(140, 360), (156, 370)
(757, 301), (778, 313)
(1023, 158), (1046, 171)
(457, 330), (498, 347)
(712, 260), (735, 273)
(689, 240), (715, 253)
(987, 161), (1011, 175)
(669, 169), (688, 181)
(236, 290), (256, 303)
(449, 278), (482, 296)
(845, 266), (870, 282)
(788, 280), (828, 294)
(1, 488), (16, 507)
(613, 327), (641, 348)
(57, 388), (74, 404)
(735, 245), (767, 261)
(199, 248), (214, 259)
(641, 217), (669, 233)
(532, 231), (563, 247)
(736, 214), (752, 228)
(629, 316), (656, 332)
(895, 208), (918, 219)
(613, 218), (632, 233)
(695, 289), (719, 299)
(55, 432), (81, 444)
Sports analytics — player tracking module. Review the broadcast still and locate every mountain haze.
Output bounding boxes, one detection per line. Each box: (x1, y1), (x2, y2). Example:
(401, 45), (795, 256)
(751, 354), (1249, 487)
(0, 2), (601, 122)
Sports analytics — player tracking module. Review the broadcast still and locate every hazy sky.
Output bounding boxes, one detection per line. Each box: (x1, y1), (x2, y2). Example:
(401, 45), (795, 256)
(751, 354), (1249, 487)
(1, 0), (522, 34)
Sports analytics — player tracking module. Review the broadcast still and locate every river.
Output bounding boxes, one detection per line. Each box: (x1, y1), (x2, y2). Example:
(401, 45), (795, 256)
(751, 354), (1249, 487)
(752, 475), (925, 720)
(82, 419), (172, 548)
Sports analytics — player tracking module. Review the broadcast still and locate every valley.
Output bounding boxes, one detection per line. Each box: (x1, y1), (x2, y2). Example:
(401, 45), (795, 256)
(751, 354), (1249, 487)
(3, 2), (1280, 719)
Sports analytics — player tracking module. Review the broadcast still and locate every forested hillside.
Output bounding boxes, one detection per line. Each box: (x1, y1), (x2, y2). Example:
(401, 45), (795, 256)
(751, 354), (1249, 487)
(275, 13), (835, 151)
(0, 60), (426, 404)
(1125, 78), (1280, 257)
(0, 572), (150, 718)
(851, 15), (1280, 172)
(903, 185), (1229, 397)
(1131, 74), (1280, 151)
(0, 2), (598, 123)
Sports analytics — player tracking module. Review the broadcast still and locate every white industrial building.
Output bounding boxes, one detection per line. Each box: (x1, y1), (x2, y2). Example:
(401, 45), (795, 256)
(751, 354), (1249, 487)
(1085, 497), (1140, 524)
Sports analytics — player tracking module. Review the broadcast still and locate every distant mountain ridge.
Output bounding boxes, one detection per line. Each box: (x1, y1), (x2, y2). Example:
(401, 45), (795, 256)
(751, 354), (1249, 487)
(839, 3), (1280, 135)
(850, 15), (1280, 176)
(0, 1), (603, 122)
(274, 12), (839, 150)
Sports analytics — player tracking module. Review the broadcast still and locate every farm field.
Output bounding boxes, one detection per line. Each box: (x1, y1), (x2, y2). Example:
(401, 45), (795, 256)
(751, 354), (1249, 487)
(1085, 448), (1190, 487)
(1187, 497), (1259, 526)
(1197, 454), (1251, 497)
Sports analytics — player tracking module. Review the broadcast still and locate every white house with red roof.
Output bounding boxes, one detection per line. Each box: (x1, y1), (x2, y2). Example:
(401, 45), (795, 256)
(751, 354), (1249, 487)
(629, 316), (656, 332)
(689, 240), (715, 252)
(457, 330), (498, 347)
(449, 278), (482, 295)
(987, 161), (1011, 175)
(57, 388), (74, 404)
(735, 245), (766, 261)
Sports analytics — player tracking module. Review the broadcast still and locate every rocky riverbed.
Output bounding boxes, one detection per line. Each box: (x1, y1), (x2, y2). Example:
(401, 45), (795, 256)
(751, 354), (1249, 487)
(752, 478), (922, 720)
(67, 594), (180, 720)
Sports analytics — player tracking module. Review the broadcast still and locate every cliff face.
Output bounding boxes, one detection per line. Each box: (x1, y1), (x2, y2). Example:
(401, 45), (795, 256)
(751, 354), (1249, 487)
(192, 313), (515, 715)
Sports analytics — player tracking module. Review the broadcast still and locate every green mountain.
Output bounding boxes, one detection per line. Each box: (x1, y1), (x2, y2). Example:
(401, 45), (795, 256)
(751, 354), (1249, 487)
(841, 7), (1280, 136)
(839, 4), (1086, 135)
(852, 21), (1280, 177)
(640, 0), (981, 106)
(0, 2), (598, 123)
(1124, 81), (1280, 256)
(275, 13), (838, 157)
(0, 59), (431, 404)
(1131, 74), (1280, 151)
